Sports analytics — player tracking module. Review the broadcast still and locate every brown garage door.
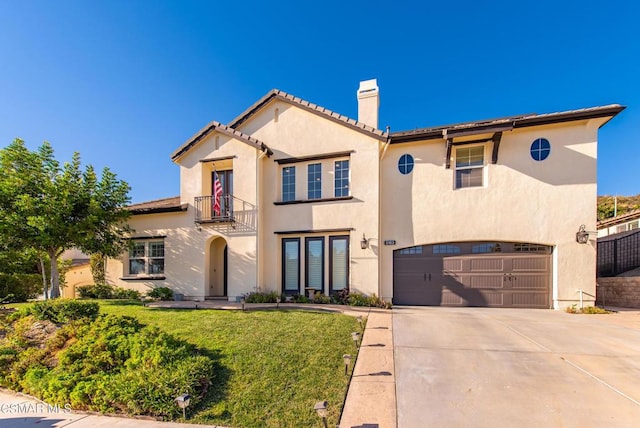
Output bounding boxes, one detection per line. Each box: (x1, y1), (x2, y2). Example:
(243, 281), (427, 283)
(393, 242), (552, 308)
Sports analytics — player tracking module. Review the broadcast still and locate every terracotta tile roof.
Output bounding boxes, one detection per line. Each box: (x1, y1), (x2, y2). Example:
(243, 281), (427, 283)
(229, 89), (388, 141)
(128, 196), (187, 215)
(597, 208), (640, 229)
(171, 121), (273, 161)
(390, 104), (625, 143)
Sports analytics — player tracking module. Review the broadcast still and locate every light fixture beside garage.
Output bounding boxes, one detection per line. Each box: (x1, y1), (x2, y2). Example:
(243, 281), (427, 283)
(576, 224), (595, 244)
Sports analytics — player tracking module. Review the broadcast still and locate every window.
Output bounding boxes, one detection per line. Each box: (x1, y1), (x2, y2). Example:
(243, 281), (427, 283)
(630, 221), (639, 231)
(398, 154), (414, 175)
(330, 236), (349, 293)
(399, 246), (423, 255)
(334, 160), (350, 197)
(514, 243), (551, 253)
(530, 138), (551, 161)
(282, 238), (300, 294)
(433, 244), (461, 254)
(282, 166), (296, 202)
(308, 163), (322, 199)
(305, 237), (324, 291)
(128, 240), (164, 276)
(472, 243), (502, 253)
(455, 146), (484, 189)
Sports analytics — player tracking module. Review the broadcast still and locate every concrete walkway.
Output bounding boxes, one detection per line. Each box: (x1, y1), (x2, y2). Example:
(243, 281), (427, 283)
(339, 310), (397, 428)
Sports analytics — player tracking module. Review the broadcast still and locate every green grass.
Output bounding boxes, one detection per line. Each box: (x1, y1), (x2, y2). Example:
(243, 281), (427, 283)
(96, 300), (358, 427)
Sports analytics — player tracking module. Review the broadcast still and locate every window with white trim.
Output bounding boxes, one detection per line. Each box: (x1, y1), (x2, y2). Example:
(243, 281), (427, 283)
(455, 145), (484, 189)
(128, 240), (164, 276)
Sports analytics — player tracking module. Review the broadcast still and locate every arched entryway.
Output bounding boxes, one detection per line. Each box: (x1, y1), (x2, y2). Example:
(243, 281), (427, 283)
(207, 237), (228, 298)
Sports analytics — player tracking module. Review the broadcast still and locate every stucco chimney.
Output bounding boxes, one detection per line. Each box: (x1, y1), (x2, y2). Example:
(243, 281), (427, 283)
(357, 79), (379, 129)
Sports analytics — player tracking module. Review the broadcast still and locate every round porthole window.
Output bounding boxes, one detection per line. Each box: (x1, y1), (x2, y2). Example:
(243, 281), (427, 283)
(530, 138), (551, 161)
(398, 154), (414, 174)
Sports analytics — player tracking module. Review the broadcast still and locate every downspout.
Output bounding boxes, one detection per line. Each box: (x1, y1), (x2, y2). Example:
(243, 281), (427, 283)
(378, 127), (391, 299)
(255, 148), (268, 292)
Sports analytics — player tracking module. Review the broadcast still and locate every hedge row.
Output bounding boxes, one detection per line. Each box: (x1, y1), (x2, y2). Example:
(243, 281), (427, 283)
(0, 273), (42, 302)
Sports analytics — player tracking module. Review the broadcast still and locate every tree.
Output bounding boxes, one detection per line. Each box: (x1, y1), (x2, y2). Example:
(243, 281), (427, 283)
(0, 139), (131, 298)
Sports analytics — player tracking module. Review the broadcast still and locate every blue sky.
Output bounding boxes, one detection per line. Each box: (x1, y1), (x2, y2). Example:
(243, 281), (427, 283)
(1, 0), (638, 203)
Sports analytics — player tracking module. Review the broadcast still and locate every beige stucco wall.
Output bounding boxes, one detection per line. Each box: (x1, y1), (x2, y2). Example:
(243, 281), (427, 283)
(62, 263), (92, 298)
(234, 101), (382, 296)
(380, 118), (606, 308)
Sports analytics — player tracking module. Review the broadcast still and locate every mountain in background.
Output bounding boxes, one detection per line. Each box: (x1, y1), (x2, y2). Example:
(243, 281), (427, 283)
(598, 195), (640, 221)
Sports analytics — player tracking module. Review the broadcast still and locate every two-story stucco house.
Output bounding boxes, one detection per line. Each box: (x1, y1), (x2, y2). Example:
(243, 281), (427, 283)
(105, 80), (623, 309)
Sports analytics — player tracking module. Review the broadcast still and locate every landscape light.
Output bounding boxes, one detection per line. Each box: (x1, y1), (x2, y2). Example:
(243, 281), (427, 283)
(175, 393), (191, 419)
(313, 400), (328, 428)
(351, 331), (360, 348)
(343, 354), (352, 376)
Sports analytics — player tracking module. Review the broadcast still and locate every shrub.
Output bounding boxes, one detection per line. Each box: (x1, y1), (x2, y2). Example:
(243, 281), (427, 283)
(77, 284), (115, 299)
(243, 291), (281, 303)
(146, 287), (173, 301)
(113, 288), (141, 300)
(346, 291), (392, 309)
(312, 292), (331, 304)
(0, 273), (42, 302)
(18, 300), (100, 324)
(566, 305), (611, 314)
(291, 294), (310, 303)
(1, 313), (214, 418)
(77, 284), (140, 300)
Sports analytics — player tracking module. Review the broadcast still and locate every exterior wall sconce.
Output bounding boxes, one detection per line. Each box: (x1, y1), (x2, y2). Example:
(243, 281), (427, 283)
(360, 233), (369, 249)
(314, 401), (328, 428)
(175, 393), (191, 419)
(576, 224), (595, 244)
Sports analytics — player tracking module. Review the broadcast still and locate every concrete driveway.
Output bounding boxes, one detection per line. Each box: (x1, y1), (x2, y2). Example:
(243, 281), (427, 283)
(394, 307), (640, 427)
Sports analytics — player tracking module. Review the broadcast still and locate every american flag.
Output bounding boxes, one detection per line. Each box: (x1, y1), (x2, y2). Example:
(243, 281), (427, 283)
(213, 172), (223, 216)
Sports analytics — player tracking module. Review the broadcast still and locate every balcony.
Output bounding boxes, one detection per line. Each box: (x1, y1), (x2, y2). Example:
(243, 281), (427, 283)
(194, 195), (256, 228)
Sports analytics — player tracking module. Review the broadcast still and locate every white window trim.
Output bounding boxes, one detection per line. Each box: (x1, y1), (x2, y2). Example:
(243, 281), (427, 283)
(126, 239), (165, 278)
(453, 143), (487, 190)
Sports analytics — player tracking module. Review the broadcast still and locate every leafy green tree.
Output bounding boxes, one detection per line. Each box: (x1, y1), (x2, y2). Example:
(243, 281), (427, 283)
(0, 139), (131, 298)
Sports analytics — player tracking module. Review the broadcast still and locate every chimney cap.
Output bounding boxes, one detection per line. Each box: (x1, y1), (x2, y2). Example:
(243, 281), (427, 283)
(358, 79), (379, 96)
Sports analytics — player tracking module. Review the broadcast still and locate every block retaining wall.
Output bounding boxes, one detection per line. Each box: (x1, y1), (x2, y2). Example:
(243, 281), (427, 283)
(596, 277), (640, 308)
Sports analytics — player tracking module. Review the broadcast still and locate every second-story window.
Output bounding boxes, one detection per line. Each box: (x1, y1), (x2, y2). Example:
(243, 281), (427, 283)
(334, 160), (349, 197)
(282, 166), (296, 202)
(455, 145), (484, 189)
(308, 163), (322, 199)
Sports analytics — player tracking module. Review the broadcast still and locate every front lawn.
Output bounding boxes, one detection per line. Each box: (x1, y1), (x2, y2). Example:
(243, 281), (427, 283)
(97, 301), (358, 427)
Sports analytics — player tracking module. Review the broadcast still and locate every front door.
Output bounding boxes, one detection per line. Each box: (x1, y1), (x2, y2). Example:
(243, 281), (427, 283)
(212, 170), (233, 216)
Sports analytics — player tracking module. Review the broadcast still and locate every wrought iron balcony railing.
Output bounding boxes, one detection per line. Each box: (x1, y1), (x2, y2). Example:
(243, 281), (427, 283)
(194, 194), (235, 223)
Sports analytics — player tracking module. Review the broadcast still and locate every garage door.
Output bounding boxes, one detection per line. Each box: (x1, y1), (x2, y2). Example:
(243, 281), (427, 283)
(393, 242), (552, 308)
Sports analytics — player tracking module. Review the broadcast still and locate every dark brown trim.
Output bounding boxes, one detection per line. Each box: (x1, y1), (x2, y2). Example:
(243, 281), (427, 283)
(130, 236), (166, 240)
(275, 150), (355, 165)
(275, 228), (355, 235)
(329, 235), (350, 295)
(446, 124), (513, 139)
(199, 155), (236, 163)
(120, 276), (166, 281)
(130, 205), (188, 215)
(491, 132), (503, 164)
(450, 137), (494, 146)
(445, 138), (453, 169)
(274, 196), (354, 206)
(282, 237), (301, 295)
(305, 237), (325, 292)
(390, 105), (625, 144)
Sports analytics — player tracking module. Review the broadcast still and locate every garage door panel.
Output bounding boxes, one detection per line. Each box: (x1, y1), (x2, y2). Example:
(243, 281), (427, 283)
(393, 242), (552, 308)
(512, 257), (548, 271)
(470, 258), (504, 271)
